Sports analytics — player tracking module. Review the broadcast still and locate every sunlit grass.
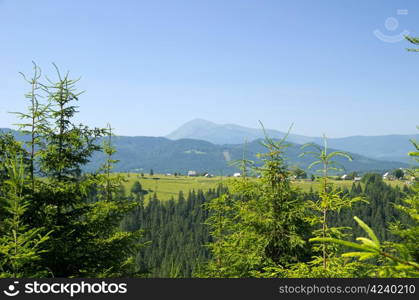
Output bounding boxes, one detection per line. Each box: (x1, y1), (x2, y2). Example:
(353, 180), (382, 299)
(117, 173), (408, 201)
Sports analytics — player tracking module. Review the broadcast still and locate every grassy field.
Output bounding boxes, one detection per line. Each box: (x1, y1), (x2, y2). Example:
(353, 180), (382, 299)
(120, 173), (408, 202)
(120, 173), (226, 201)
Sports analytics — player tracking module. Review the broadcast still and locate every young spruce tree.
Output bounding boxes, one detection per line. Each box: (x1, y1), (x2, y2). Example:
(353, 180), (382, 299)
(200, 125), (311, 277)
(0, 154), (50, 277)
(299, 136), (363, 276)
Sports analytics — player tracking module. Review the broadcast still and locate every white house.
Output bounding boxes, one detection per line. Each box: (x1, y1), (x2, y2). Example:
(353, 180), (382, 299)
(187, 170), (197, 177)
(233, 172), (241, 177)
(341, 174), (348, 180)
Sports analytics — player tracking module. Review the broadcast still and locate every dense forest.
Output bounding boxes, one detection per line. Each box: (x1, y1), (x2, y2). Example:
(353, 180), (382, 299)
(110, 173), (413, 278)
(122, 187), (226, 277)
(0, 36), (418, 278)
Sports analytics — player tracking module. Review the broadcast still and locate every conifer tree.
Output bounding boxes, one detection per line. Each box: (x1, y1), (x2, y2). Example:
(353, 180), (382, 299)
(300, 136), (362, 272)
(84, 124), (145, 277)
(27, 65), (104, 276)
(98, 124), (124, 201)
(200, 125), (310, 277)
(312, 138), (419, 277)
(0, 154), (50, 277)
(131, 181), (143, 195)
(7, 64), (145, 277)
(12, 62), (49, 193)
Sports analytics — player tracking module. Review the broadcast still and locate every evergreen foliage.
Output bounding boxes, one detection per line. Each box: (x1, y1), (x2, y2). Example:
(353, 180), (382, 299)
(121, 186), (226, 277)
(312, 138), (419, 277)
(0, 64), (144, 278)
(300, 136), (363, 271)
(0, 155), (50, 277)
(199, 127), (312, 277)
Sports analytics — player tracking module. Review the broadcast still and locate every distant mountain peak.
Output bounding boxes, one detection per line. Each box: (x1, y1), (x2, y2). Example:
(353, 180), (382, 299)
(186, 118), (217, 125)
(165, 120), (419, 164)
(166, 119), (313, 145)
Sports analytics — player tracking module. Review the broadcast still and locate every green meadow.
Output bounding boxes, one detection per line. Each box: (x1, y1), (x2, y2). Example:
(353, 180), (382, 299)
(120, 173), (408, 201)
(120, 174), (226, 201)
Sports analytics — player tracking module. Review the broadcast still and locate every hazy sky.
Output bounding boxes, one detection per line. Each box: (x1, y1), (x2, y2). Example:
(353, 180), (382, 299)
(0, 0), (418, 137)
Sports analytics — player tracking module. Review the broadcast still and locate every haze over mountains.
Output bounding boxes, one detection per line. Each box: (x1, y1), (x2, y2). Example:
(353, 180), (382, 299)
(83, 136), (407, 175)
(167, 119), (419, 164)
(1, 125), (414, 175)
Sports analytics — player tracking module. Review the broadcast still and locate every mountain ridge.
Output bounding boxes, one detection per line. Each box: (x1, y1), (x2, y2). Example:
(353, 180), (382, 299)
(88, 136), (411, 174)
(1, 128), (410, 175)
(166, 120), (419, 163)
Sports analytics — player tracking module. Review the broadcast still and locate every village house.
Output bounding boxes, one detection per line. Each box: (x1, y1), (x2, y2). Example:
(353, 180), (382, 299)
(187, 170), (197, 177)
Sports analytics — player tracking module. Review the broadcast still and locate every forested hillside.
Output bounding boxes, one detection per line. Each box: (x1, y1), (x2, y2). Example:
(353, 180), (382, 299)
(1, 128), (407, 175)
(90, 135), (407, 174)
(121, 186), (227, 277)
(115, 175), (414, 278)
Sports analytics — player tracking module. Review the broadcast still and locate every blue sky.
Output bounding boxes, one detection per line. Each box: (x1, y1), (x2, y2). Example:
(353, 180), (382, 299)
(0, 0), (418, 137)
